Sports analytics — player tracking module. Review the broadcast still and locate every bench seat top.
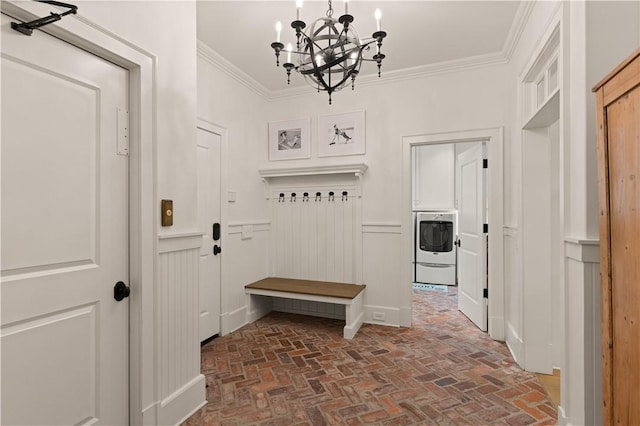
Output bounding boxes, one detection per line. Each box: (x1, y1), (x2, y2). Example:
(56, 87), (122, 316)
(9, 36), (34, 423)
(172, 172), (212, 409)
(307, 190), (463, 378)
(245, 277), (365, 299)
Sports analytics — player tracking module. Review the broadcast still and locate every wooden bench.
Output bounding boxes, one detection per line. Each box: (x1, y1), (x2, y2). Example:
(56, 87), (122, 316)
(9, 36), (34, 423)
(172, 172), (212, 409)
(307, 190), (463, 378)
(244, 277), (366, 339)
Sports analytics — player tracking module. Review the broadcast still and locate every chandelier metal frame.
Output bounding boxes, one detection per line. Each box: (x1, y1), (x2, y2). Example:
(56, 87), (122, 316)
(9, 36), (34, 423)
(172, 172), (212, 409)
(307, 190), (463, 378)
(271, 0), (387, 104)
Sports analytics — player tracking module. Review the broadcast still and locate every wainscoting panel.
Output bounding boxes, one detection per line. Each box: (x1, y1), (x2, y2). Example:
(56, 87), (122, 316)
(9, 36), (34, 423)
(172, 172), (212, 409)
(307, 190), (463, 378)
(224, 221), (271, 335)
(503, 226), (523, 364)
(271, 187), (358, 284)
(362, 223), (402, 327)
(157, 234), (203, 409)
(562, 239), (601, 426)
(272, 298), (346, 320)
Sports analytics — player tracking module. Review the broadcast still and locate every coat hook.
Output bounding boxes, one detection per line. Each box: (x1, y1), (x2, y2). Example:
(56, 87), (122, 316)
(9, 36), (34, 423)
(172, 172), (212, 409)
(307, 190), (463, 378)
(315, 192), (322, 202)
(303, 192), (309, 202)
(279, 193), (285, 203)
(342, 191), (348, 201)
(290, 192), (296, 202)
(328, 191), (335, 201)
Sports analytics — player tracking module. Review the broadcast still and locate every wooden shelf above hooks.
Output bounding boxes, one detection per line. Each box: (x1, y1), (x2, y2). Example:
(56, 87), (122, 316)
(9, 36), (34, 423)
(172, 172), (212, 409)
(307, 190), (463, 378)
(258, 163), (368, 181)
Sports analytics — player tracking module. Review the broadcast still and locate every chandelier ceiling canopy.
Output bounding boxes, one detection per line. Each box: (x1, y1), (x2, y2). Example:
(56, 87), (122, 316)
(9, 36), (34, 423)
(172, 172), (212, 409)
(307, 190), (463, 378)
(271, 0), (387, 104)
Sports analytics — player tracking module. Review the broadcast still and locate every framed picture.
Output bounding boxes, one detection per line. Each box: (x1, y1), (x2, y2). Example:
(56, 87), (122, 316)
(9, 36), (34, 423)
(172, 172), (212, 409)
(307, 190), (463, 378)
(317, 111), (365, 157)
(269, 118), (311, 161)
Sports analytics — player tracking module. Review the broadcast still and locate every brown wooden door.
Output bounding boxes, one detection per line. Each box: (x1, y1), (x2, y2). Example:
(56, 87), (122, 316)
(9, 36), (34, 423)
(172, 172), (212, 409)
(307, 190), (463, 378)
(594, 48), (640, 426)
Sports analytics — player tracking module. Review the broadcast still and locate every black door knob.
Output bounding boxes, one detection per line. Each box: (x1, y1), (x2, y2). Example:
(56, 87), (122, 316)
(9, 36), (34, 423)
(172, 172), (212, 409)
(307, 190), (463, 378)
(213, 245), (222, 255)
(114, 281), (130, 301)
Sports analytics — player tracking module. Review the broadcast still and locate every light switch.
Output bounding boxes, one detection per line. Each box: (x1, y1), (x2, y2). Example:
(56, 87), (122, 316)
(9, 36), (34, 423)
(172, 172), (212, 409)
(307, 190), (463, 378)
(161, 199), (173, 226)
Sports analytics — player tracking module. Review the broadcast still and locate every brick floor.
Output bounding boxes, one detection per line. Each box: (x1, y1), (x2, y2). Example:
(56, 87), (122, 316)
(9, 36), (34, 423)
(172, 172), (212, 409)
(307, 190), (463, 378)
(184, 288), (557, 425)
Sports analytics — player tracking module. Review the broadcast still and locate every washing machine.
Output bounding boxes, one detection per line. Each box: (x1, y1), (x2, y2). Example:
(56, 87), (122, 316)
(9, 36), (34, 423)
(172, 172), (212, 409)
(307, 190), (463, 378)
(415, 211), (457, 285)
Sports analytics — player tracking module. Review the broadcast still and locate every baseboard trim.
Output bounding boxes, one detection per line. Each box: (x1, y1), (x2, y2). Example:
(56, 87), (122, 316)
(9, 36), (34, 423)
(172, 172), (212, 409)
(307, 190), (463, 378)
(489, 315), (505, 341)
(222, 305), (250, 335)
(142, 374), (206, 426)
(506, 321), (524, 365)
(558, 405), (568, 425)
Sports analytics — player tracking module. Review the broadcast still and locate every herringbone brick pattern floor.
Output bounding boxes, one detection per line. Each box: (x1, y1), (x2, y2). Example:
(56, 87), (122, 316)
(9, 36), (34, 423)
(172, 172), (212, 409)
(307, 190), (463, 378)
(185, 289), (557, 425)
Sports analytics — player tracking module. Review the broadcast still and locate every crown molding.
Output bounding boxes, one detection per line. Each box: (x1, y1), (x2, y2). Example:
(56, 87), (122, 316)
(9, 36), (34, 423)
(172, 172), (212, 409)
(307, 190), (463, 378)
(268, 51), (509, 102)
(197, 40), (270, 99)
(198, 1), (536, 103)
(502, 1), (536, 62)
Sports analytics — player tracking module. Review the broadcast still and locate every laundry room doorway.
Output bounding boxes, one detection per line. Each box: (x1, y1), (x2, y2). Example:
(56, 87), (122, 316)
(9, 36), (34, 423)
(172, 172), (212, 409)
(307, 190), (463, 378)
(411, 140), (488, 331)
(402, 128), (504, 340)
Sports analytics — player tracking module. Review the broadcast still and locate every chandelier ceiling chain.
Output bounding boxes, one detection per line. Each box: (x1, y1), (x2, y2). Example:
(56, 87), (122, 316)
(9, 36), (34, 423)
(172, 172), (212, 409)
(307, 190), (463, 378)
(271, 0), (387, 104)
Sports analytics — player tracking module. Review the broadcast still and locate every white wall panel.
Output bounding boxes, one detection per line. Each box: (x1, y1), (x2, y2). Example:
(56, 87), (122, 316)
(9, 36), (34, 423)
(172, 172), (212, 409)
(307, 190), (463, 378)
(158, 236), (201, 401)
(503, 226), (523, 363)
(362, 224), (402, 326)
(224, 222), (271, 334)
(562, 239), (601, 426)
(272, 188), (357, 284)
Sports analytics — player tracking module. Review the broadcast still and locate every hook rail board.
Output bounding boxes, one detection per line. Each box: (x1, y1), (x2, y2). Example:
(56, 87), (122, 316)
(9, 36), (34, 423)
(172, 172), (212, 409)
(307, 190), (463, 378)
(270, 186), (358, 284)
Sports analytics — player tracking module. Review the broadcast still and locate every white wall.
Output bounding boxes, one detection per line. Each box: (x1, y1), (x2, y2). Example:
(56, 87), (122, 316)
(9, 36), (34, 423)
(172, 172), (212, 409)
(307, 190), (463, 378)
(197, 48), (271, 335)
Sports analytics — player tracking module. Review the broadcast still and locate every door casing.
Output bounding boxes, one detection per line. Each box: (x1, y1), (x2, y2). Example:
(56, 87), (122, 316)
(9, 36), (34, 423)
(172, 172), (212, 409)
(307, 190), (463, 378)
(401, 128), (505, 340)
(197, 118), (229, 335)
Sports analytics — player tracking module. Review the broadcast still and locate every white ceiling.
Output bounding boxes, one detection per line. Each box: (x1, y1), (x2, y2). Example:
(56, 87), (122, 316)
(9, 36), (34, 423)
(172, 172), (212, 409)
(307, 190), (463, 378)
(197, 1), (523, 92)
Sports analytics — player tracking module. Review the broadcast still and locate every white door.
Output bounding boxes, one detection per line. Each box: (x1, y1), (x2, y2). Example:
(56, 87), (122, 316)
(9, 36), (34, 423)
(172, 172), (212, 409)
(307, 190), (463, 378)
(197, 126), (222, 341)
(456, 143), (488, 331)
(1, 14), (129, 425)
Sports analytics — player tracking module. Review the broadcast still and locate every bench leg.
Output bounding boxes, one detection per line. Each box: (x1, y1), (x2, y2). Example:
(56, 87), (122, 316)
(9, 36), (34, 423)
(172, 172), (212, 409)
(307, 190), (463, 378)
(343, 291), (364, 339)
(246, 293), (273, 324)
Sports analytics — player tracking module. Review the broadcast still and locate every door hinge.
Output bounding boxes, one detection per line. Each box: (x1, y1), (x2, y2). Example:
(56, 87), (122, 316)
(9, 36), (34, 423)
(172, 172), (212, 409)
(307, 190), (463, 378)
(483, 288), (488, 298)
(117, 108), (130, 156)
(483, 159), (488, 169)
(483, 223), (488, 233)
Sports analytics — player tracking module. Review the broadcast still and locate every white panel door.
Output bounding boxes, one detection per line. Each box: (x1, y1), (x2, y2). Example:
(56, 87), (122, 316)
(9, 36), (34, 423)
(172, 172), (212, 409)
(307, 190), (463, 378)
(197, 127), (221, 342)
(456, 144), (488, 331)
(1, 14), (129, 425)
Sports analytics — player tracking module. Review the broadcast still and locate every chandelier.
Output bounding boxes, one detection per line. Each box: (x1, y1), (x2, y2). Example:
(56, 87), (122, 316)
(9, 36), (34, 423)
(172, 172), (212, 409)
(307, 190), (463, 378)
(271, 0), (387, 104)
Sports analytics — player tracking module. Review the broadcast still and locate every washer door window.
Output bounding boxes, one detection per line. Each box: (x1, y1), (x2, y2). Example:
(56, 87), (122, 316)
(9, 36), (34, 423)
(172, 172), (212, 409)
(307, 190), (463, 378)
(420, 220), (453, 253)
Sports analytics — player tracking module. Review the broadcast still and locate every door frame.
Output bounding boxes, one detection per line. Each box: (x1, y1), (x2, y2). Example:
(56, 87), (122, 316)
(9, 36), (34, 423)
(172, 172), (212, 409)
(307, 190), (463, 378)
(1, 2), (155, 424)
(196, 118), (228, 336)
(401, 128), (505, 340)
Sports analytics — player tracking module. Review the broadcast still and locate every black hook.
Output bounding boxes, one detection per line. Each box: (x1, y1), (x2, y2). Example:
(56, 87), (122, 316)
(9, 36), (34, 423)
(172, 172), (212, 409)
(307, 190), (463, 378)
(303, 192), (309, 202)
(290, 192), (296, 202)
(315, 192), (322, 202)
(342, 191), (348, 201)
(328, 191), (335, 201)
(278, 193), (285, 203)
(11, 1), (78, 36)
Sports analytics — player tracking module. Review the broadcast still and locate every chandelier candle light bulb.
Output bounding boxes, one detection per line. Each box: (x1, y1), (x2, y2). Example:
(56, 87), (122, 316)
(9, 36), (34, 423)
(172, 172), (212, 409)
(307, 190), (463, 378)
(296, 0), (303, 20)
(271, 0), (388, 104)
(276, 21), (282, 43)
